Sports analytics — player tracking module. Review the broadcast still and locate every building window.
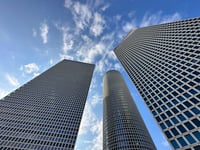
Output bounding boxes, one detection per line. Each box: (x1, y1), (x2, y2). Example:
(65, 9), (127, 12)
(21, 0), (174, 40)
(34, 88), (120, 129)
(185, 134), (196, 144)
(171, 140), (180, 149)
(177, 137), (187, 147)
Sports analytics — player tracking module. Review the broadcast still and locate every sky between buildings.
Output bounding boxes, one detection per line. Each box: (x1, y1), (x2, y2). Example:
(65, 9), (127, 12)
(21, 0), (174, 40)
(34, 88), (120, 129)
(0, 0), (200, 149)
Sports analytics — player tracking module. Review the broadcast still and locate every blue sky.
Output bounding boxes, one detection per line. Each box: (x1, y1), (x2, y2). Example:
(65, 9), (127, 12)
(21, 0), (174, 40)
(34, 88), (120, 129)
(0, 0), (200, 149)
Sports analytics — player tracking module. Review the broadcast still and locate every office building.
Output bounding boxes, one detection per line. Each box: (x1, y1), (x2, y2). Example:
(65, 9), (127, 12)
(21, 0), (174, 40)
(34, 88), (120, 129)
(0, 60), (95, 149)
(103, 70), (156, 150)
(114, 17), (200, 150)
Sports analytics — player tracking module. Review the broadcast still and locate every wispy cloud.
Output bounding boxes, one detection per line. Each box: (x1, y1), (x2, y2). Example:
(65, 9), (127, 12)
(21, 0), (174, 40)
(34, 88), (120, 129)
(20, 63), (40, 75)
(90, 12), (105, 37)
(5, 74), (19, 87)
(140, 11), (181, 27)
(122, 22), (136, 33)
(65, 0), (92, 31)
(0, 88), (8, 99)
(40, 22), (49, 44)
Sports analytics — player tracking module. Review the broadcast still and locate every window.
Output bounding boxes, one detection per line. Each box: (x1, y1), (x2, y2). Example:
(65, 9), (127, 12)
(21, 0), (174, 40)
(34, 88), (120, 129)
(171, 128), (179, 136)
(184, 122), (195, 130)
(177, 125), (187, 133)
(165, 131), (172, 138)
(184, 111), (193, 118)
(171, 140), (179, 149)
(185, 134), (196, 144)
(191, 118), (200, 127)
(193, 131), (200, 141)
(183, 101), (192, 107)
(172, 117), (179, 124)
(165, 120), (173, 127)
(177, 137), (187, 146)
(191, 107), (200, 115)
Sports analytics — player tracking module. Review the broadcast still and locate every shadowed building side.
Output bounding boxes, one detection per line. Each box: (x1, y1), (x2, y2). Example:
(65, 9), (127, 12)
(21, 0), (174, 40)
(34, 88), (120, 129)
(103, 70), (156, 150)
(0, 59), (95, 150)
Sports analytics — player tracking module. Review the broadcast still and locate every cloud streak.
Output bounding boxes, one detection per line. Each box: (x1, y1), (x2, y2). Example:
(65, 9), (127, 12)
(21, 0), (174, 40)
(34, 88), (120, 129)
(40, 22), (49, 44)
(5, 74), (19, 87)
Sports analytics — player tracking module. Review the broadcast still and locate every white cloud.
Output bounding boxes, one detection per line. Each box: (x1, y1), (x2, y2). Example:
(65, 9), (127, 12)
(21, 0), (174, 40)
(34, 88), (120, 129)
(101, 3), (110, 11)
(64, 0), (73, 8)
(72, 2), (92, 30)
(40, 22), (49, 44)
(0, 88), (8, 99)
(20, 63), (39, 74)
(122, 22), (136, 33)
(140, 11), (181, 27)
(59, 53), (74, 60)
(32, 28), (37, 37)
(91, 94), (102, 107)
(90, 120), (103, 150)
(78, 102), (97, 136)
(49, 59), (53, 65)
(5, 74), (19, 87)
(63, 31), (74, 53)
(90, 12), (105, 37)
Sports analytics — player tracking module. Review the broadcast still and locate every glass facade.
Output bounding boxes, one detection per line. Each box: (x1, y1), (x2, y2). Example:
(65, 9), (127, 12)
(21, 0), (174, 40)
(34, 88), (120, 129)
(0, 60), (94, 149)
(114, 17), (200, 150)
(103, 70), (156, 150)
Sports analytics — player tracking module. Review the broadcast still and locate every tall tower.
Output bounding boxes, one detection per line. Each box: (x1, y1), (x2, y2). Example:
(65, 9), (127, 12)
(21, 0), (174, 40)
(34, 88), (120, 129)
(114, 17), (200, 150)
(0, 60), (95, 149)
(103, 70), (156, 150)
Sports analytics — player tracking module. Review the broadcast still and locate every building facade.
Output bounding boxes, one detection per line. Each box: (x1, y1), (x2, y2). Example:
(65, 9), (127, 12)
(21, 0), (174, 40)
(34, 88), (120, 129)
(0, 60), (94, 149)
(114, 17), (200, 150)
(103, 70), (156, 150)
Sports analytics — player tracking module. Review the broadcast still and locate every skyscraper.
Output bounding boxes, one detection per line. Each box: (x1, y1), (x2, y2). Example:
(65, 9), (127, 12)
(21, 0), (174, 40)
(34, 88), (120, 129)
(0, 60), (95, 149)
(103, 70), (156, 150)
(114, 17), (200, 150)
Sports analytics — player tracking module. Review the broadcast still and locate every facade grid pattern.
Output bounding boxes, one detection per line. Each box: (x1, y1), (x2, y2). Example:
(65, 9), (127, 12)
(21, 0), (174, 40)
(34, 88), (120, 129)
(0, 60), (94, 150)
(103, 70), (156, 150)
(114, 17), (200, 150)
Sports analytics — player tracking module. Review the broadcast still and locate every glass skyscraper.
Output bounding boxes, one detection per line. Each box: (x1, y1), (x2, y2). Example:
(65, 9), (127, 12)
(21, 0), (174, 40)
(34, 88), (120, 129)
(114, 17), (200, 150)
(0, 60), (94, 149)
(103, 70), (156, 150)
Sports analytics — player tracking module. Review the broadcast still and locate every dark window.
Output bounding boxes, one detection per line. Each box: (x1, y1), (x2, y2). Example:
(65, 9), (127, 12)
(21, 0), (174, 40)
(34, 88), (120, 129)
(177, 104), (185, 111)
(183, 93), (191, 98)
(172, 117), (179, 124)
(177, 125), (187, 133)
(177, 88), (184, 93)
(166, 120), (173, 127)
(189, 89), (197, 95)
(183, 85), (190, 90)
(161, 114), (167, 120)
(195, 85), (200, 91)
(184, 111), (193, 118)
(177, 95), (185, 102)
(156, 116), (161, 122)
(185, 134), (196, 144)
(172, 107), (179, 113)
(191, 107), (200, 115)
(183, 101), (192, 107)
(161, 105), (167, 110)
(190, 97), (198, 104)
(160, 123), (166, 130)
(172, 99), (178, 105)
(194, 145), (200, 150)
(184, 122), (195, 130)
(166, 111), (173, 117)
(191, 118), (200, 127)
(171, 128), (179, 136)
(178, 114), (186, 121)
(171, 140), (179, 149)
(165, 131), (172, 138)
(193, 131), (200, 141)
(167, 102), (172, 107)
